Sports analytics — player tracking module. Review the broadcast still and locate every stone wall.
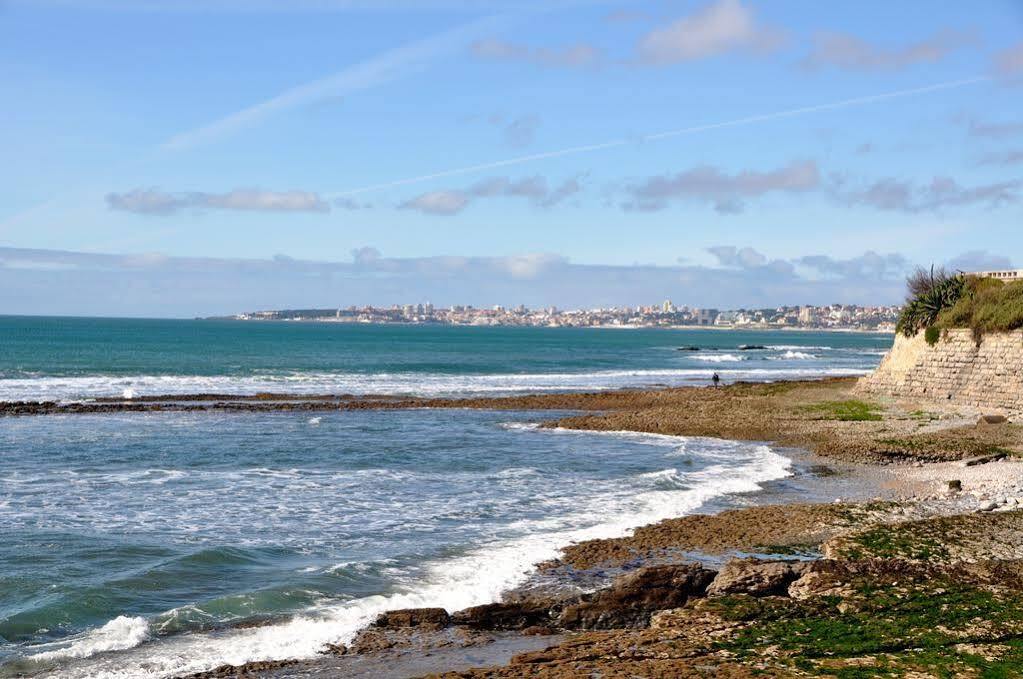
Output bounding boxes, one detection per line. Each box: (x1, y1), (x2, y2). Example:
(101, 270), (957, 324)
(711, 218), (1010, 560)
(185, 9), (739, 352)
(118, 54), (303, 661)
(857, 329), (1023, 413)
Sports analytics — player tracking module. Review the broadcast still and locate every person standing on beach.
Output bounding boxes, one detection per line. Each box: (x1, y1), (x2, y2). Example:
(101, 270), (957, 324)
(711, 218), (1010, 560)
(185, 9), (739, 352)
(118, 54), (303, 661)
(711, 372), (720, 387)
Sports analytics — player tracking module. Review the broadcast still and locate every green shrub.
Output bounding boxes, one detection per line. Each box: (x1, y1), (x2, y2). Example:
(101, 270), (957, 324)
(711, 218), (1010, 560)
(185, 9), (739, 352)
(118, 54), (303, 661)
(896, 267), (965, 337)
(924, 326), (940, 346)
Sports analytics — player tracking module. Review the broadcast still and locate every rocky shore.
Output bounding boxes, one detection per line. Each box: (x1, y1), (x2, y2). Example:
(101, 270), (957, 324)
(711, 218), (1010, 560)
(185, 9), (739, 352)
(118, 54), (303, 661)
(110, 376), (1019, 677)
(5, 378), (1021, 677)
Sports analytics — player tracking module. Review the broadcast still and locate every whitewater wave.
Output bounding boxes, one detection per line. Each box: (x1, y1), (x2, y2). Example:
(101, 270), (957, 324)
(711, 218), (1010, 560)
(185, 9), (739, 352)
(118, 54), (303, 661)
(776, 350), (816, 360)
(0, 365), (873, 402)
(691, 353), (745, 363)
(31, 437), (791, 679)
(26, 616), (149, 663)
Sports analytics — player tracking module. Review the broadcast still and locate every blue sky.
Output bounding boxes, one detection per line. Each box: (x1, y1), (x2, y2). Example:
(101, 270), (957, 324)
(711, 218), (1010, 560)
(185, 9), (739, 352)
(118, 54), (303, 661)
(1, 0), (1022, 316)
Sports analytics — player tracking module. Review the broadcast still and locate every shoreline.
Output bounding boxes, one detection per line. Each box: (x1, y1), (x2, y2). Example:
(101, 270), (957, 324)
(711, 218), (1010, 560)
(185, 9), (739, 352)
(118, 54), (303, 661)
(10, 377), (1023, 677)
(177, 435), (1023, 679)
(167, 377), (1019, 677)
(5, 376), (1015, 464)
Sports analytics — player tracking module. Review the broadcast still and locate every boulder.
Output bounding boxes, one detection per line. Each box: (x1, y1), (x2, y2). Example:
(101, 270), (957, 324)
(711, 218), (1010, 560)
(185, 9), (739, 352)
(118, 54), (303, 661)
(707, 558), (811, 597)
(451, 600), (558, 631)
(979, 414), (1009, 425)
(557, 564), (715, 630)
(373, 607), (449, 629)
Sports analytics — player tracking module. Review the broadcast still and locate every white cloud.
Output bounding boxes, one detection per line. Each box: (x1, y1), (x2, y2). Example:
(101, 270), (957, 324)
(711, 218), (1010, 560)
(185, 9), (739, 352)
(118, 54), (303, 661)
(803, 29), (973, 71)
(707, 246), (767, 269)
(398, 191), (470, 216)
(2, 245), (943, 317)
(399, 175), (582, 215)
(835, 176), (1021, 212)
(495, 253), (567, 279)
(106, 188), (330, 215)
(946, 250), (1013, 272)
(995, 41), (1023, 78)
(623, 160), (819, 213)
(636, 0), (784, 65)
(962, 117), (1023, 139)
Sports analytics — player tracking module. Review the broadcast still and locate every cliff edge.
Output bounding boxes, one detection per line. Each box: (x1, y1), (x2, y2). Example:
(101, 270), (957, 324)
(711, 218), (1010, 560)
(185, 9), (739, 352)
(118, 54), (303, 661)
(858, 328), (1023, 414)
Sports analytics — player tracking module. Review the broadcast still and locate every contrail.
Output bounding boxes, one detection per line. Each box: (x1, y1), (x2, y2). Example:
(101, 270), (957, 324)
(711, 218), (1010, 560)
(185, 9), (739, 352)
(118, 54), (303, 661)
(161, 13), (507, 152)
(330, 75), (989, 197)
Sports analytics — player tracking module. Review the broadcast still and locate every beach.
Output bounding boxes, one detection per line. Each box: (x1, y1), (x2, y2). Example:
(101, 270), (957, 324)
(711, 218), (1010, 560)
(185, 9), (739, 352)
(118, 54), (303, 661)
(5, 374), (1023, 677)
(121, 376), (1023, 678)
(3, 321), (1022, 678)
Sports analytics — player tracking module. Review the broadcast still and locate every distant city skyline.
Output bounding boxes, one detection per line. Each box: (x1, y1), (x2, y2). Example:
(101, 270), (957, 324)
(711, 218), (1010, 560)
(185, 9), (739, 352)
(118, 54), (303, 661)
(1, 1), (1021, 316)
(0, 244), (980, 318)
(226, 301), (901, 331)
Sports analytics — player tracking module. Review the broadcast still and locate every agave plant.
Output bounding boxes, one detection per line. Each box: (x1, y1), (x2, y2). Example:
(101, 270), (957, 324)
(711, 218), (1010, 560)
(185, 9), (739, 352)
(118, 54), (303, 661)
(896, 266), (965, 337)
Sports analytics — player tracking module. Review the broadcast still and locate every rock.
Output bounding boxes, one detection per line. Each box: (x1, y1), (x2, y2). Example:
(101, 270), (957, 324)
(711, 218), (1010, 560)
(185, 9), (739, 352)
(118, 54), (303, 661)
(959, 451), (1008, 467)
(706, 558), (810, 597)
(451, 600), (558, 631)
(374, 607), (450, 629)
(979, 414), (1009, 425)
(557, 564), (715, 630)
(979, 500), (999, 512)
(521, 625), (559, 636)
(346, 628), (404, 654)
(948, 479), (962, 492)
(184, 659), (303, 678)
(787, 569), (850, 600)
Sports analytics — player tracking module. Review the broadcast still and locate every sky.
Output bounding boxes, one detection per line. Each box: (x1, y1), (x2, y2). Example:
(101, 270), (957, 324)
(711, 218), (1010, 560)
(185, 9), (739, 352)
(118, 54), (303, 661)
(1, 0), (1022, 317)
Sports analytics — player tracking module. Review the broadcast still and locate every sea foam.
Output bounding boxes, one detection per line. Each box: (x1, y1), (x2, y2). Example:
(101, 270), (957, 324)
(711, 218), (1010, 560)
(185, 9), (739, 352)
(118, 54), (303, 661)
(35, 433), (792, 679)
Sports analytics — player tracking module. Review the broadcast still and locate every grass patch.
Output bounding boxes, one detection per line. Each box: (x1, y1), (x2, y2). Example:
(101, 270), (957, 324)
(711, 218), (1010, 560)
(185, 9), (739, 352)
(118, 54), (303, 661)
(805, 400), (883, 421)
(936, 277), (1023, 344)
(750, 543), (821, 558)
(839, 525), (949, 562)
(709, 578), (1023, 675)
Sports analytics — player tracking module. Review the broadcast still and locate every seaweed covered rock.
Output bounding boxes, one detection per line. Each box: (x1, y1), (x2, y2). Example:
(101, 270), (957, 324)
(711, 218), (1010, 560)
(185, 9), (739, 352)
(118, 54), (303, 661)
(557, 564), (715, 630)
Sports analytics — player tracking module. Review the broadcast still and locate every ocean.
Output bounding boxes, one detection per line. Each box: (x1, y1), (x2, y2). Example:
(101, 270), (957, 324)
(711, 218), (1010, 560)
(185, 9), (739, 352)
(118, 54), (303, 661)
(0, 317), (891, 678)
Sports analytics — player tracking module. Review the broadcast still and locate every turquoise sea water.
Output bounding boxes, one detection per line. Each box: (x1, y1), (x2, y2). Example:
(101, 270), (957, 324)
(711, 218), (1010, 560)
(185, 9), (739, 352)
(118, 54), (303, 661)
(0, 318), (891, 678)
(0, 317), (890, 400)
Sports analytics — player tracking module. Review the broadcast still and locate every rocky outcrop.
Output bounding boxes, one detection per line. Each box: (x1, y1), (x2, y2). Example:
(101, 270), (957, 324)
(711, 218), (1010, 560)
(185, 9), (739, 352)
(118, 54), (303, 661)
(557, 564), (715, 630)
(858, 329), (1023, 413)
(374, 607), (450, 629)
(706, 558), (810, 597)
(451, 600), (560, 631)
(452, 564), (715, 632)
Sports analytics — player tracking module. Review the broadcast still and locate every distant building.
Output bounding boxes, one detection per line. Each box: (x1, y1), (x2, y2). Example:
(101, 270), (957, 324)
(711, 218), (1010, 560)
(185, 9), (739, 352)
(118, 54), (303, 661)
(798, 306), (816, 325)
(974, 269), (1023, 281)
(694, 308), (718, 326)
